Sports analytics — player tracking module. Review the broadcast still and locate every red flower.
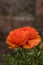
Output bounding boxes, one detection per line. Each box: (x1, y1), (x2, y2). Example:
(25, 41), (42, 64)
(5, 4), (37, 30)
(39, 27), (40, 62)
(6, 26), (41, 49)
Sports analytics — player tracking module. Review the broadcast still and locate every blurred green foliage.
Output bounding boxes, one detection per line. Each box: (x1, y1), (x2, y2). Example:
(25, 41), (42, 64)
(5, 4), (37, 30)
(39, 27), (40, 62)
(1, 44), (43, 65)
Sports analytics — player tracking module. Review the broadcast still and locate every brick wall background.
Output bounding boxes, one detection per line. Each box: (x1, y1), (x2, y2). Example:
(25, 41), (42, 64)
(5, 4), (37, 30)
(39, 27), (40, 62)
(0, 0), (43, 40)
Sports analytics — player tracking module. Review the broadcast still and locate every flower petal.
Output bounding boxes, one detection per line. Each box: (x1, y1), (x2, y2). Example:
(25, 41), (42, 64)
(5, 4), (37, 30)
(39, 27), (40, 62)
(6, 40), (18, 49)
(9, 30), (29, 46)
(23, 35), (41, 49)
(28, 35), (41, 47)
(23, 42), (33, 49)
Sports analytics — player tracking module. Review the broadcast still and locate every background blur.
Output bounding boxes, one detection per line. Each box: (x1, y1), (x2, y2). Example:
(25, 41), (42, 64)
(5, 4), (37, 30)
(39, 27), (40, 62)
(0, 0), (43, 64)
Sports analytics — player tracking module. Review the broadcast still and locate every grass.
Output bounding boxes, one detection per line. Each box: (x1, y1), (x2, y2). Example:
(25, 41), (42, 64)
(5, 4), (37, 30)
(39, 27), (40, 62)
(1, 43), (43, 65)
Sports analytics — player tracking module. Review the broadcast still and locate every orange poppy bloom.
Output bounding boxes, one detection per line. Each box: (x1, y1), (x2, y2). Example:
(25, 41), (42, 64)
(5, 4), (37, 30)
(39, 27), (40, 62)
(6, 26), (41, 49)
